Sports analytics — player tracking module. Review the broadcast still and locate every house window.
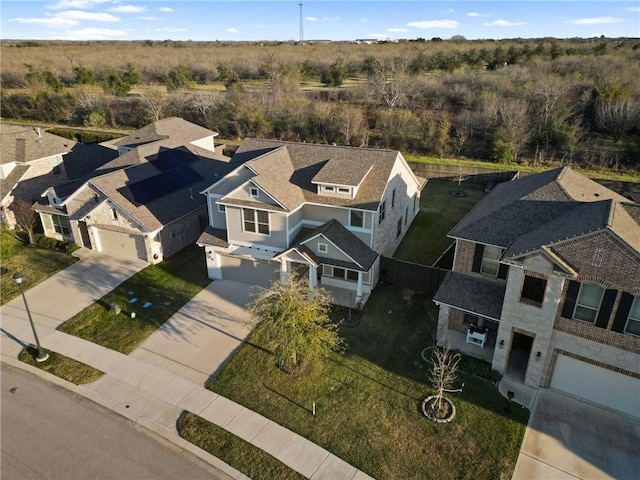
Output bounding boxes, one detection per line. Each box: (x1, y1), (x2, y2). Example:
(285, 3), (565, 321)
(338, 187), (350, 194)
(463, 314), (479, 327)
(52, 215), (71, 236)
(624, 297), (640, 336)
(110, 208), (118, 220)
(350, 210), (364, 228)
(391, 189), (396, 208)
(318, 243), (328, 254)
(396, 218), (402, 238)
(574, 284), (604, 323)
(520, 275), (547, 306)
(480, 245), (502, 276)
(322, 265), (362, 283)
(243, 209), (269, 235)
(378, 200), (386, 224)
(218, 204), (226, 213)
(249, 187), (259, 198)
(413, 194), (418, 213)
(322, 185), (335, 193)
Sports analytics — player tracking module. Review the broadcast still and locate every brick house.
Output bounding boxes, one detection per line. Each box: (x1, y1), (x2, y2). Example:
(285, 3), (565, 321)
(1, 124), (75, 228)
(34, 117), (234, 263)
(433, 167), (639, 417)
(198, 138), (426, 306)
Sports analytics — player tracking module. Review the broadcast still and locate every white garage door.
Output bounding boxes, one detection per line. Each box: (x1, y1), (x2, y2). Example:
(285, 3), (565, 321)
(550, 354), (640, 418)
(97, 229), (147, 261)
(219, 255), (279, 287)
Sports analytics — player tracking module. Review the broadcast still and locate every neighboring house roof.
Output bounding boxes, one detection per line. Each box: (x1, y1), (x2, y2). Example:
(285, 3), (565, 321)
(434, 271), (506, 320)
(0, 165), (30, 203)
(0, 124), (75, 165)
(449, 167), (638, 259)
(281, 219), (379, 271)
(221, 138), (426, 212)
(112, 117), (216, 149)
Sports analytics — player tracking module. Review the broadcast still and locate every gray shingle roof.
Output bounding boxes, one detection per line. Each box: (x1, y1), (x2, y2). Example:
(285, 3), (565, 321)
(197, 226), (229, 248)
(228, 138), (417, 212)
(112, 117), (216, 148)
(312, 157), (375, 187)
(1, 165), (29, 202)
(434, 271), (506, 320)
(63, 143), (119, 181)
(1, 124), (75, 165)
(450, 167), (639, 256)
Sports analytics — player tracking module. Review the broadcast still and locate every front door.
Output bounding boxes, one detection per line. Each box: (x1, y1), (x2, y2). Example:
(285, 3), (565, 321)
(506, 332), (534, 382)
(78, 221), (92, 249)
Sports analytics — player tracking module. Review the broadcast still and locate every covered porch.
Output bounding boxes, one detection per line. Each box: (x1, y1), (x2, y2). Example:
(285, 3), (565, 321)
(439, 328), (495, 363)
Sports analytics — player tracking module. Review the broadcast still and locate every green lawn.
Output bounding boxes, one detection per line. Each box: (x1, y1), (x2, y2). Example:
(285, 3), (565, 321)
(58, 245), (211, 354)
(205, 284), (528, 480)
(394, 179), (487, 266)
(1, 229), (78, 305)
(177, 412), (306, 480)
(19, 345), (104, 384)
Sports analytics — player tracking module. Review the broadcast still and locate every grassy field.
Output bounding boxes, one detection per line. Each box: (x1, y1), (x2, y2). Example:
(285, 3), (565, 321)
(394, 179), (488, 266)
(206, 285), (528, 480)
(19, 345), (104, 384)
(1, 229), (78, 305)
(177, 412), (306, 480)
(58, 245), (210, 354)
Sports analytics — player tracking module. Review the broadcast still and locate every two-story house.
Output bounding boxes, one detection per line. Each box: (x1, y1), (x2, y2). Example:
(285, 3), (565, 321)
(198, 138), (426, 306)
(34, 117), (235, 263)
(1, 124), (75, 228)
(434, 167), (639, 417)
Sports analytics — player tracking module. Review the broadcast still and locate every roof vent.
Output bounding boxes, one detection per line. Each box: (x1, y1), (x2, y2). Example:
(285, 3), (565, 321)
(594, 193), (600, 198)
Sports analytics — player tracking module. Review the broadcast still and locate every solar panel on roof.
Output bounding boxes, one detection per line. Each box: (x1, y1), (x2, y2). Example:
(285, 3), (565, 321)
(151, 148), (195, 172)
(119, 164), (203, 204)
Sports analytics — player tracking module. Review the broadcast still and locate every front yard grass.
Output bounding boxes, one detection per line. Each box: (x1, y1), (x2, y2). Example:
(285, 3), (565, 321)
(1, 228), (78, 305)
(206, 284), (528, 480)
(177, 412), (306, 480)
(58, 245), (210, 354)
(19, 345), (104, 384)
(394, 179), (487, 265)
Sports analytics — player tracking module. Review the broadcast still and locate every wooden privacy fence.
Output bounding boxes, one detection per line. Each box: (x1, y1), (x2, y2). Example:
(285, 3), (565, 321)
(380, 257), (448, 295)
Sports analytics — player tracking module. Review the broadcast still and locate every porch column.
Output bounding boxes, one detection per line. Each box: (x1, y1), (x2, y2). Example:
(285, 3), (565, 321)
(355, 271), (363, 304)
(309, 264), (318, 288)
(280, 259), (289, 283)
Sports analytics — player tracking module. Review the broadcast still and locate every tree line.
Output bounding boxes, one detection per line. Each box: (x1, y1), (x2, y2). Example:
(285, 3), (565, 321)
(1, 38), (639, 170)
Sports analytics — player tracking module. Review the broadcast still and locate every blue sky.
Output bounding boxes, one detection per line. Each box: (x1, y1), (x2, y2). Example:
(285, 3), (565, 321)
(2, 1), (639, 41)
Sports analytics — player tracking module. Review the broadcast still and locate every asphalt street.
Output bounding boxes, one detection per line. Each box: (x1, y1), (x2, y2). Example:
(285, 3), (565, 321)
(0, 363), (230, 480)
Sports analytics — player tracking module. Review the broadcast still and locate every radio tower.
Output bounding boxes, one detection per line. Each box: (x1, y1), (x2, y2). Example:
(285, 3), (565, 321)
(299, 2), (304, 45)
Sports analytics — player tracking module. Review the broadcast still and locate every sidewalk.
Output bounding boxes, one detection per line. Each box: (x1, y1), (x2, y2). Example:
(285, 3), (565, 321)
(1, 253), (373, 480)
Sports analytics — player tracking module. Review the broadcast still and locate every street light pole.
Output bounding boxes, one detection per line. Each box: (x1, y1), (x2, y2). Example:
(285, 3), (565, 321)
(12, 272), (49, 362)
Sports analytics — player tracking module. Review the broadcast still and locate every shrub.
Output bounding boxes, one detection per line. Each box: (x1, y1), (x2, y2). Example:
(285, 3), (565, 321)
(490, 138), (515, 163)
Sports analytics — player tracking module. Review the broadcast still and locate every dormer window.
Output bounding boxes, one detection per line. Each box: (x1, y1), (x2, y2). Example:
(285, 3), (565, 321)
(250, 187), (259, 198)
(338, 187), (350, 194)
(318, 243), (328, 254)
(321, 185), (335, 193)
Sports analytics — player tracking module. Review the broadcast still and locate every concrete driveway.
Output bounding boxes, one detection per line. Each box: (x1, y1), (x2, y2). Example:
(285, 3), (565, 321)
(1, 250), (147, 330)
(129, 280), (256, 385)
(513, 389), (640, 479)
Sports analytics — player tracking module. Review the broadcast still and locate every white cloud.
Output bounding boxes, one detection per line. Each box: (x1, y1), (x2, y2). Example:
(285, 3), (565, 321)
(483, 19), (527, 27)
(159, 7), (174, 13)
(154, 27), (187, 32)
(110, 5), (147, 13)
(467, 12), (489, 17)
(226, 27), (238, 33)
(407, 19), (459, 29)
(62, 27), (127, 39)
(138, 16), (161, 21)
(56, 10), (121, 22)
(563, 17), (623, 25)
(306, 16), (319, 21)
(47, 0), (111, 9)
(625, 7), (640, 12)
(387, 27), (409, 33)
(9, 16), (78, 26)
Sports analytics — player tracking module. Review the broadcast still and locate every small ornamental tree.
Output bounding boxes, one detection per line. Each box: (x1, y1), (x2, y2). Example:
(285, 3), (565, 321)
(429, 344), (461, 413)
(9, 199), (38, 244)
(248, 276), (345, 374)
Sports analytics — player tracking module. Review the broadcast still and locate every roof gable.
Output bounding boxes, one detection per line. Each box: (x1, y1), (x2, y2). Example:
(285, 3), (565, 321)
(1, 124), (75, 165)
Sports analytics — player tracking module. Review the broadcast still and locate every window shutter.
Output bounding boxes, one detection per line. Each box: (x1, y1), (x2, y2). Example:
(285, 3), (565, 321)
(612, 292), (633, 333)
(561, 280), (580, 319)
(472, 244), (484, 273)
(595, 289), (617, 329)
(497, 263), (509, 279)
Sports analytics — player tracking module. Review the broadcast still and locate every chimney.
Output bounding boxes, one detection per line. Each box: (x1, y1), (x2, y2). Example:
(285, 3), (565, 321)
(16, 138), (26, 163)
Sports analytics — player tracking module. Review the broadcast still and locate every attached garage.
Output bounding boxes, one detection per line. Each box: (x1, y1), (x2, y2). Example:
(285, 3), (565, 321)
(550, 354), (640, 418)
(96, 228), (148, 261)
(219, 254), (279, 287)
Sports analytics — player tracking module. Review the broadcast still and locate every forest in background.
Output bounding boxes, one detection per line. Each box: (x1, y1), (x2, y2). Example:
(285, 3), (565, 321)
(1, 37), (639, 172)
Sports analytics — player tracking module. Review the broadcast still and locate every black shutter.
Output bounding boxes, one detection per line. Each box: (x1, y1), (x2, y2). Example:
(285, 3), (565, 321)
(561, 280), (580, 319)
(498, 263), (509, 279)
(612, 292), (634, 333)
(472, 244), (484, 273)
(595, 289), (617, 329)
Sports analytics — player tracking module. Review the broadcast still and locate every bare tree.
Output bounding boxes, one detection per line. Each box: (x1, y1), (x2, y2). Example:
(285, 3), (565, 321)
(9, 199), (38, 244)
(191, 91), (222, 121)
(594, 97), (640, 142)
(139, 86), (168, 122)
(368, 63), (413, 110)
(496, 97), (530, 162)
(429, 344), (461, 412)
(452, 111), (474, 156)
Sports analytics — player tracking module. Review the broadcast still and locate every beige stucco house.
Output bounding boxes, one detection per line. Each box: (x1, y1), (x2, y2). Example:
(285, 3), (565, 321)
(198, 138), (427, 306)
(434, 167), (640, 418)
